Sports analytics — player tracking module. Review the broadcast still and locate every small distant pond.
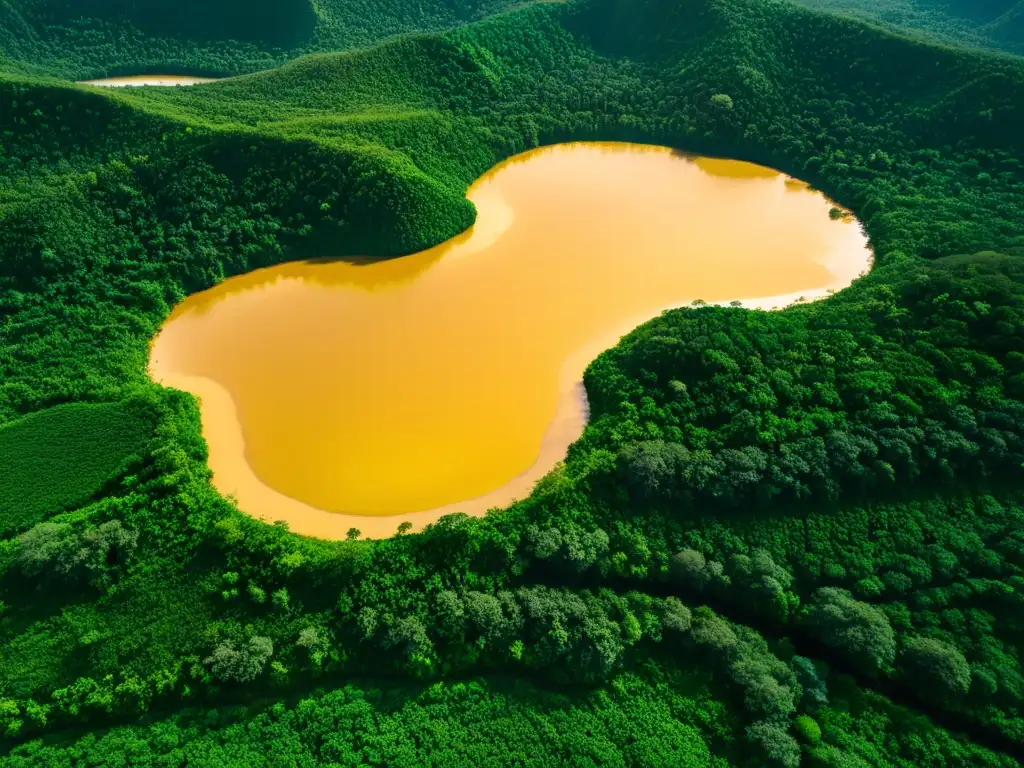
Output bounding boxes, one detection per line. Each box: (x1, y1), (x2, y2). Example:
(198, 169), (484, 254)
(78, 75), (218, 87)
(149, 142), (872, 538)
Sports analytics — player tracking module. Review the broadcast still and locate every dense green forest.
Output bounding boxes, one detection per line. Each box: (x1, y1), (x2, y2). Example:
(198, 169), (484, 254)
(793, 0), (1024, 55)
(0, 0), (529, 79)
(2, 0), (1024, 764)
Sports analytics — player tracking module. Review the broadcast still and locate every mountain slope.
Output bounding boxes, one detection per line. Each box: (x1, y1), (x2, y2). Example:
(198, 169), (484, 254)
(0, 0), (531, 79)
(793, 0), (1024, 55)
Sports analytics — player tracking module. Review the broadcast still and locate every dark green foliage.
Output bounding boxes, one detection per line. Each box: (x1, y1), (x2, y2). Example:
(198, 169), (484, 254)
(803, 588), (897, 676)
(205, 635), (274, 683)
(0, 400), (155, 535)
(746, 720), (801, 768)
(14, 520), (137, 579)
(899, 636), (972, 699)
(792, 656), (830, 713)
(40, 0), (317, 47)
(588, 252), (1024, 515)
(2, 669), (725, 767)
(0, 0), (528, 79)
(793, 0), (1024, 55)
(662, 597), (693, 633)
(525, 522), (610, 572)
(4, 668), (1013, 767)
(812, 678), (1021, 767)
(648, 491), (1024, 744)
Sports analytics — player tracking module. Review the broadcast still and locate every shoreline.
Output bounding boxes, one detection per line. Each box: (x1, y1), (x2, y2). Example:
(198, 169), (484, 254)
(149, 144), (873, 540)
(77, 75), (220, 87)
(150, 281), (868, 540)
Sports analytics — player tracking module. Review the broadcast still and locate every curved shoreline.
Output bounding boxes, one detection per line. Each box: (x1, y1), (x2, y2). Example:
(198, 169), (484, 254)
(153, 282), (867, 539)
(150, 143), (873, 540)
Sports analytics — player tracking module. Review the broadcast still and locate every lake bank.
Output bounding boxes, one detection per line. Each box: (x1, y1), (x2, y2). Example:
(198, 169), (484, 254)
(150, 142), (873, 538)
(78, 75), (219, 87)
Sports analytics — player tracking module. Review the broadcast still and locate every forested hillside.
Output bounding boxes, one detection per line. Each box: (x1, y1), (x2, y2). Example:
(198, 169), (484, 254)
(794, 0), (1024, 55)
(0, 0), (526, 79)
(1, 0), (1024, 764)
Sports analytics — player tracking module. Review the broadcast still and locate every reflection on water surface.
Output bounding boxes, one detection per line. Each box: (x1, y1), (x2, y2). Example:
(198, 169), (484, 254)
(150, 142), (871, 538)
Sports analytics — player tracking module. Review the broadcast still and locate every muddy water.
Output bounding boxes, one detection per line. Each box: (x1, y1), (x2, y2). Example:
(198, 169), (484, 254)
(150, 142), (872, 538)
(78, 75), (218, 87)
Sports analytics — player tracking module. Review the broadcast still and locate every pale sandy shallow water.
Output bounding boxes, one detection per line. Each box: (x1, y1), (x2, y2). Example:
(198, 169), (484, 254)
(150, 142), (873, 539)
(78, 75), (218, 87)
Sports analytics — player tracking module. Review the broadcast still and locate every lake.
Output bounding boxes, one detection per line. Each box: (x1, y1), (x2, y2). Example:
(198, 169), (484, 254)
(149, 142), (872, 538)
(78, 75), (218, 87)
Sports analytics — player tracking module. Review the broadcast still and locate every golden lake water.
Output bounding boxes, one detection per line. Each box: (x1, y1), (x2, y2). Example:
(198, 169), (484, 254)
(150, 142), (872, 539)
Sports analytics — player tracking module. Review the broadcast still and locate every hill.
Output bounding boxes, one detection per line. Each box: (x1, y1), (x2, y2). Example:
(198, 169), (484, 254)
(0, 0), (528, 79)
(794, 0), (1024, 55)
(1, 0), (1024, 764)
(26, 0), (317, 47)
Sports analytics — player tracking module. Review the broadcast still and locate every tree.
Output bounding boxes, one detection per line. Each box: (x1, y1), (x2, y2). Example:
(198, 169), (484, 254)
(793, 715), (821, 746)
(248, 583), (267, 603)
(561, 525), (610, 572)
(357, 607), (378, 639)
(526, 524), (608, 571)
(710, 93), (734, 110)
(464, 591), (506, 642)
(900, 637), (971, 698)
(15, 521), (137, 579)
(671, 548), (709, 591)
(296, 627), (329, 668)
(804, 588), (896, 675)
(731, 654), (798, 721)
(435, 590), (466, 640)
(791, 655), (828, 712)
(746, 720), (800, 768)
(622, 612), (642, 645)
(0, 699), (22, 738)
(384, 616), (434, 667)
(15, 522), (74, 575)
(205, 636), (274, 683)
(661, 597), (692, 633)
(514, 586), (624, 682)
(729, 549), (797, 619)
(690, 607), (739, 657)
(619, 440), (688, 499)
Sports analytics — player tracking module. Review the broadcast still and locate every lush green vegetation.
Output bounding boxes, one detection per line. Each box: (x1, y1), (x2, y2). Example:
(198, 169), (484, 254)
(793, 0), (1024, 55)
(2, 0), (1024, 764)
(0, 0), (529, 80)
(0, 400), (156, 536)
(5, 663), (1018, 768)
